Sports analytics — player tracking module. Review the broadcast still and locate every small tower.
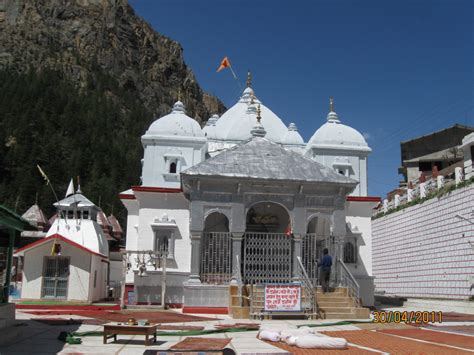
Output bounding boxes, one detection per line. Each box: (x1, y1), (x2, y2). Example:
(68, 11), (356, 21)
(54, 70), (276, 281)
(141, 97), (207, 188)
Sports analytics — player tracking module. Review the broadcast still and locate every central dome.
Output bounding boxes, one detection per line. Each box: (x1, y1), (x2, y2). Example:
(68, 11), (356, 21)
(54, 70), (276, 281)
(210, 85), (288, 143)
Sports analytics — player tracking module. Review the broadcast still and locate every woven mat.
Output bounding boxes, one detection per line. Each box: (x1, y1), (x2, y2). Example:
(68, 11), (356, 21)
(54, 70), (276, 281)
(157, 325), (205, 331)
(170, 337), (232, 351)
(214, 323), (260, 330)
(33, 318), (105, 326)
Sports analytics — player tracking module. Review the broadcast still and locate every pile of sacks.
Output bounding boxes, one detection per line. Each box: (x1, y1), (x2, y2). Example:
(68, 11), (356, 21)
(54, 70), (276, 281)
(257, 326), (348, 349)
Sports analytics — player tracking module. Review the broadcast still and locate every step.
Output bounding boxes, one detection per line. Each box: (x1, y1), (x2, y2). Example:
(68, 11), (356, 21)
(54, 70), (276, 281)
(318, 301), (352, 307)
(318, 306), (355, 313)
(230, 305), (250, 319)
(317, 296), (351, 302)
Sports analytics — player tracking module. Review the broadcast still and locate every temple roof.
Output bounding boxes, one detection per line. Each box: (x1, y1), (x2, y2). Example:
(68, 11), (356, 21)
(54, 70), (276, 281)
(22, 204), (48, 230)
(54, 193), (96, 209)
(182, 137), (358, 185)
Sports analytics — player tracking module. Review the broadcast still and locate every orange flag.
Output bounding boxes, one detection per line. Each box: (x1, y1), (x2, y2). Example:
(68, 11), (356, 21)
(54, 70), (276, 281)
(217, 56), (231, 72)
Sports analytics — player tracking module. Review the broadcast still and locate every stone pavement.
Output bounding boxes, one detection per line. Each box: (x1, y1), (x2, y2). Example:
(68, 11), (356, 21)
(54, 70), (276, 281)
(0, 308), (473, 355)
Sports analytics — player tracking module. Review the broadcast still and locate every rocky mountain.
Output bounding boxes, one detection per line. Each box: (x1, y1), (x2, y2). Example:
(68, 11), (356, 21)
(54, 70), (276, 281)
(0, 0), (224, 121)
(0, 0), (225, 220)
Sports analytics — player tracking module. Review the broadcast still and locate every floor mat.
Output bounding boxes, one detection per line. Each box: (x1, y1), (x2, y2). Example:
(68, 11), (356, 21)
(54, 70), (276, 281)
(322, 330), (472, 354)
(428, 325), (474, 336)
(215, 323), (260, 330)
(378, 328), (474, 350)
(263, 340), (376, 354)
(157, 325), (205, 330)
(24, 310), (217, 323)
(170, 337), (232, 351)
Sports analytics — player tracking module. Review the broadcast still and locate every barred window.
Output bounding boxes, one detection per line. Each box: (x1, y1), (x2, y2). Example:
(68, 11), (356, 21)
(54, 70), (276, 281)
(344, 241), (357, 263)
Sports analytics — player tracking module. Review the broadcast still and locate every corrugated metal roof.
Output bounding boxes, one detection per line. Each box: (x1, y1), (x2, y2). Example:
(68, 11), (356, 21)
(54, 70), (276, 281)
(182, 137), (358, 185)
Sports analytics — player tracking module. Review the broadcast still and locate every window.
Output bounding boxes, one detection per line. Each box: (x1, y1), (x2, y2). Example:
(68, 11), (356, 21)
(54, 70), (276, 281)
(154, 231), (174, 258)
(82, 210), (89, 220)
(343, 241), (357, 263)
(169, 162), (177, 174)
(67, 210), (74, 219)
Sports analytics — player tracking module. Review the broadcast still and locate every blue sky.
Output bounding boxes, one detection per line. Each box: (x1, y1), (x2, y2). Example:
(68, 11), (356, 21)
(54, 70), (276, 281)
(129, 0), (473, 197)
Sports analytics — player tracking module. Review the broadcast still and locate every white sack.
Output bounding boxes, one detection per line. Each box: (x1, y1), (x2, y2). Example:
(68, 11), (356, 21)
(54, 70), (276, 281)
(258, 330), (281, 342)
(295, 335), (348, 349)
(280, 328), (312, 339)
(283, 335), (298, 346)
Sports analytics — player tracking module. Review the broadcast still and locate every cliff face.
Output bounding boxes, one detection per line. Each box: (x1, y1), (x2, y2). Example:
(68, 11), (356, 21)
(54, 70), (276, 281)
(0, 0), (225, 122)
(0, 0), (225, 220)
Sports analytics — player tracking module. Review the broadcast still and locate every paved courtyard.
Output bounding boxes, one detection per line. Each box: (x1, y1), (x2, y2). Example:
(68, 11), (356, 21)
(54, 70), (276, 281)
(0, 307), (473, 355)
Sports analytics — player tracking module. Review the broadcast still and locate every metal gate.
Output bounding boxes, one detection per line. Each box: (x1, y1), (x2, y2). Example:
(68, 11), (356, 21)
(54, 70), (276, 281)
(243, 233), (293, 284)
(200, 232), (232, 284)
(41, 257), (70, 299)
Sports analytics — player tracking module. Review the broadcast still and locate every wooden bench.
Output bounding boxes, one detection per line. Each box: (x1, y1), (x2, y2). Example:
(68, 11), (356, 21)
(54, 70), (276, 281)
(103, 323), (157, 346)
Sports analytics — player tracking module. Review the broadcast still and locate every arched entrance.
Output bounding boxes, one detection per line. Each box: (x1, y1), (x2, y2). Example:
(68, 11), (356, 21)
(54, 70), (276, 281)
(200, 212), (232, 284)
(243, 202), (293, 284)
(302, 216), (332, 285)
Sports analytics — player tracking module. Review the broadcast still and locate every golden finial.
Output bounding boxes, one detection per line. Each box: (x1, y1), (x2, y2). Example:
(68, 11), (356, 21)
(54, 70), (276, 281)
(250, 93), (255, 105)
(329, 97), (334, 112)
(246, 70), (252, 87)
(256, 104), (262, 123)
(178, 89), (182, 101)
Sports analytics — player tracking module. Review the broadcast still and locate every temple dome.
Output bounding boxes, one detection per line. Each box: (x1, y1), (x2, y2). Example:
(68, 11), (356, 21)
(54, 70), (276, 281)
(307, 109), (371, 152)
(282, 123), (304, 146)
(202, 114), (220, 139)
(210, 85), (288, 143)
(146, 101), (204, 138)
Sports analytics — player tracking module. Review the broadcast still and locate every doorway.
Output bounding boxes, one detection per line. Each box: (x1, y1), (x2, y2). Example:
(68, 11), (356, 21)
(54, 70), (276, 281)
(41, 256), (70, 299)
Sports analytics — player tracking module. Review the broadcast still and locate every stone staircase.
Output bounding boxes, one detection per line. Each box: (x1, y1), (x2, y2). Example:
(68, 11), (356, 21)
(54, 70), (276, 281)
(316, 287), (370, 319)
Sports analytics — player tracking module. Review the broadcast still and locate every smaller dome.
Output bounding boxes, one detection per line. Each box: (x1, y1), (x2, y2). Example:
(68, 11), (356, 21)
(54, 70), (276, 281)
(146, 101), (204, 138)
(203, 114), (220, 139)
(282, 123), (304, 145)
(306, 100), (371, 152)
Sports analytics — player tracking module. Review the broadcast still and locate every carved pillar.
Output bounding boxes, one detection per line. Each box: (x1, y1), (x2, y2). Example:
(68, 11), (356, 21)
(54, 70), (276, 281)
(188, 233), (202, 284)
(230, 232), (244, 285)
(292, 233), (302, 279)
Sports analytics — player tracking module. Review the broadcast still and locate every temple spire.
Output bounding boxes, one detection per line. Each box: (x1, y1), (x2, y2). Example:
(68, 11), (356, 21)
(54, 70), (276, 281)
(246, 70), (252, 88)
(251, 104), (266, 137)
(178, 89), (182, 101)
(330, 97), (335, 112)
(256, 104), (262, 123)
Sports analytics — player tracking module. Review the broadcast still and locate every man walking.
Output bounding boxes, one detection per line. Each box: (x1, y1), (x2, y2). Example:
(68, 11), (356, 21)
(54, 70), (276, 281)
(318, 248), (332, 293)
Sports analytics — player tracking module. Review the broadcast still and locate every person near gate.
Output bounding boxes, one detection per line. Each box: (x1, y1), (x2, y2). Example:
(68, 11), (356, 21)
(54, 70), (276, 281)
(317, 248), (332, 293)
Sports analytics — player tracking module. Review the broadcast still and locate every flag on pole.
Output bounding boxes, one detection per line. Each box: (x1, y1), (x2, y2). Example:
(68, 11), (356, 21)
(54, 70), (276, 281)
(37, 164), (50, 185)
(216, 56), (231, 72)
(65, 178), (74, 198)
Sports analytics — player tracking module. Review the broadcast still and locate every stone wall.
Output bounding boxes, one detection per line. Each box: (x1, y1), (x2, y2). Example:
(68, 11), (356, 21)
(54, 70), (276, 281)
(372, 185), (474, 300)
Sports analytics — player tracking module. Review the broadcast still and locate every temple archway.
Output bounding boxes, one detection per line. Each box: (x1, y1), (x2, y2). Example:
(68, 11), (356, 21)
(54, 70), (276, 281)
(245, 202), (290, 233)
(200, 212), (231, 284)
(302, 215), (332, 285)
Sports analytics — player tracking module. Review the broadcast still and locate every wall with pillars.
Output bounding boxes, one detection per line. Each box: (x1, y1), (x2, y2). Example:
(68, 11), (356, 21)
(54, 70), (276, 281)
(372, 185), (474, 300)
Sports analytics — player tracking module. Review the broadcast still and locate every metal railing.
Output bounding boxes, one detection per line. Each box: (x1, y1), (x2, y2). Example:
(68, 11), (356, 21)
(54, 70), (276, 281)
(296, 256), (317, 318)
(337, 257), (360, 306)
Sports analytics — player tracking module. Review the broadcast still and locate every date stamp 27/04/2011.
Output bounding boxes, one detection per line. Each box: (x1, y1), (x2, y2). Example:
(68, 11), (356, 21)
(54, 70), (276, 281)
(372, 311), (443, 324)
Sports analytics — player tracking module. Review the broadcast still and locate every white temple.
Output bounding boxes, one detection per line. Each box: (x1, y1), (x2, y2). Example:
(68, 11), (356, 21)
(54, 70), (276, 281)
(120, 73), (380, 316)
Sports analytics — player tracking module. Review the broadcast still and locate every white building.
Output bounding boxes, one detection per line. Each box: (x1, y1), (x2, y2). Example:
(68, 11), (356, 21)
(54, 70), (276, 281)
(120, 74), (380, 311)
(15, 190), (109, 302)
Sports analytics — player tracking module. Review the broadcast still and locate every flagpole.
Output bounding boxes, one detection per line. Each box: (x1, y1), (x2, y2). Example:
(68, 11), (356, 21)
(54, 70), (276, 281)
(228, 65), (243, 92)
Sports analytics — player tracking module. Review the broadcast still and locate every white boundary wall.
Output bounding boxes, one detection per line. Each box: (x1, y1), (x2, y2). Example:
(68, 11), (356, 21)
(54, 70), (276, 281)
(372, 185), (474, 300)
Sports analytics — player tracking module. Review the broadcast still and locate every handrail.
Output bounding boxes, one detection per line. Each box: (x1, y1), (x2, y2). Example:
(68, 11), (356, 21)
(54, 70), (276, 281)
(296, 256), (317, 317)
(235, 254), (243, 306)
(337, 257), (360, 306)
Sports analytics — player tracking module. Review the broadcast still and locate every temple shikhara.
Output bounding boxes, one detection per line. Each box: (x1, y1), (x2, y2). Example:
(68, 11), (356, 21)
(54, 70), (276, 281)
(119, 73), (380, 318)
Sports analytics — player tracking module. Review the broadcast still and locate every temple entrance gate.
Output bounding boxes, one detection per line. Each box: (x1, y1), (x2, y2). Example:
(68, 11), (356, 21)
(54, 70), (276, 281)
(243, 202), (293, 284)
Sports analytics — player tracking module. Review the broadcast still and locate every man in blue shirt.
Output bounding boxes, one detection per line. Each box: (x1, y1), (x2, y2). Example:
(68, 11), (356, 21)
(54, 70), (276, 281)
(318, 248), (332, 293)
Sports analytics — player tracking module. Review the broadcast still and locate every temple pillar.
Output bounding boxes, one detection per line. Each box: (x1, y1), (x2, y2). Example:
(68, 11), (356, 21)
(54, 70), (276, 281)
(188, 232), (202, 284)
